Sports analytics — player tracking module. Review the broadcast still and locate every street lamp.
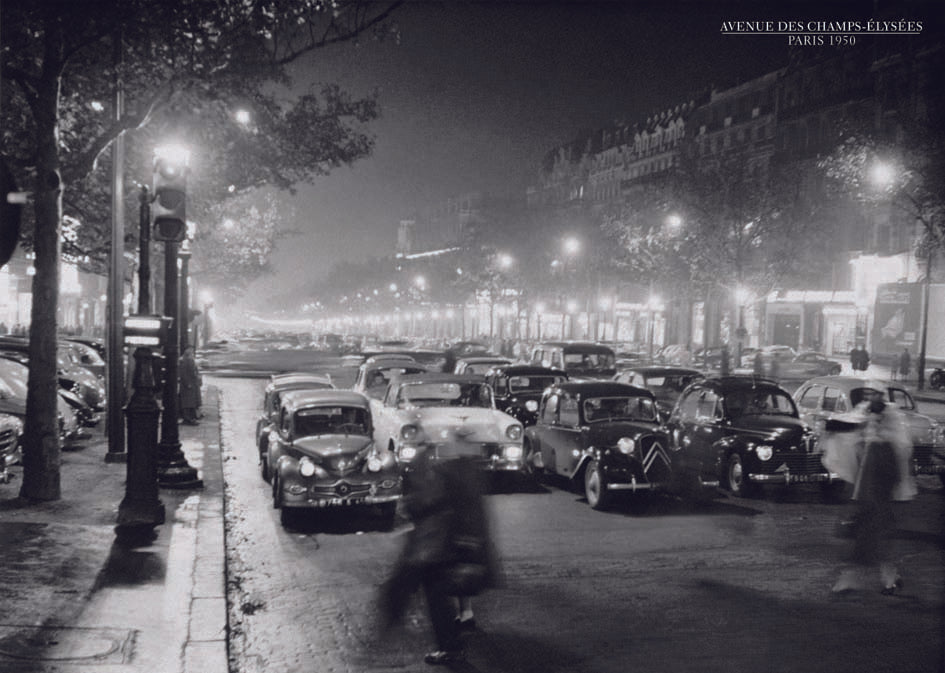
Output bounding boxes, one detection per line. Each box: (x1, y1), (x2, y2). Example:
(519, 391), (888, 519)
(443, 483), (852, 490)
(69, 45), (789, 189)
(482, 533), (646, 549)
(152, 143), (201, 490)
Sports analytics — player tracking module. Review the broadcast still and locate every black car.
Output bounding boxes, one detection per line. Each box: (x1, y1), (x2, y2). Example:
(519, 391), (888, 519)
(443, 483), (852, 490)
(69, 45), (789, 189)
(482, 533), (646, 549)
(528, 342), (617, 380)
(524, 381), (673, 510)
(664, 376), (835, 498)
(483, 364), (568, 427)
(613, 366), (705, 416)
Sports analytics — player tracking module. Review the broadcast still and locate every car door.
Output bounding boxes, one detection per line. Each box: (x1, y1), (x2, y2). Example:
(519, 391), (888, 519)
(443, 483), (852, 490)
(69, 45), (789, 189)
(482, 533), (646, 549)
(795, 383), (826, 432)
(692, 390), (724, 472)
(665, 388), (703, 473)
(549, 392), (584, 477)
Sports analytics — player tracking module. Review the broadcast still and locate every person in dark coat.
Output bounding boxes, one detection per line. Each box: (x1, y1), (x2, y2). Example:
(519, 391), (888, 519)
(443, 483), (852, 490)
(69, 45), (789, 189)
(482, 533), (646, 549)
(753, 350), (765, 378)
(897, 348), (911, 381)
(179, 346), (201, 424)
(849, 344), (870, 372)
(379, 455), (497, 666)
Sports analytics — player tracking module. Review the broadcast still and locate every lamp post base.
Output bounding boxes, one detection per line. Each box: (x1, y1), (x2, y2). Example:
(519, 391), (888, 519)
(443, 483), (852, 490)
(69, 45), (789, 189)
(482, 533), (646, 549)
(157, 440), (203, 488)
(116, 499), (165, 532)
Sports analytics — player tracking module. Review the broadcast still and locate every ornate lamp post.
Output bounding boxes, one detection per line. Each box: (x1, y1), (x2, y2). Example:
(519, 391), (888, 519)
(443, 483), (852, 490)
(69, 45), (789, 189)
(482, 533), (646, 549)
(152, 144), (201, 489)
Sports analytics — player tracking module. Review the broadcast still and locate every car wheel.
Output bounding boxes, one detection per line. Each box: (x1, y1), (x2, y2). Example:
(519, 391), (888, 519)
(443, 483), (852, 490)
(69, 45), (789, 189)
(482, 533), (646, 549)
(272, 474), (283, 510)
(584, 460), (613, 510)
(725, 452), (755, 497)
(829, 365), (842, 375)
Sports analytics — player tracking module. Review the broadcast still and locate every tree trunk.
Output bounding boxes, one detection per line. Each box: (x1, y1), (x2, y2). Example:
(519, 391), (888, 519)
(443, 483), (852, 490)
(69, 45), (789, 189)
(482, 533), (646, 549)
(20, 28), (64, 502)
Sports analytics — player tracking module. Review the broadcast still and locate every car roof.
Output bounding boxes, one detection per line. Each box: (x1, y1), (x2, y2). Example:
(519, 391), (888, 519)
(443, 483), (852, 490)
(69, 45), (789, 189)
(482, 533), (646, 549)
(695, 376), (786, 392)
(393, 373), (486, 386)
(552, 380), (654, 397)
(268, 372), (333, 389)
(798, 376), (895, 391)
(457, 356), (511, 363)
(620, 366), (704, 377)
(487, 364), (567, 376)
(536, 341), (615, 354)
(279, 389), (369, 412)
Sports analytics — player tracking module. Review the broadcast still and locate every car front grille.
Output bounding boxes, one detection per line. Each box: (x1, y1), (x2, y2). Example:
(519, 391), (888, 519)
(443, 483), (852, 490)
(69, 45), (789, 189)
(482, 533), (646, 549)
(309, 481), (374, 499)
(779, 451), (826, 475)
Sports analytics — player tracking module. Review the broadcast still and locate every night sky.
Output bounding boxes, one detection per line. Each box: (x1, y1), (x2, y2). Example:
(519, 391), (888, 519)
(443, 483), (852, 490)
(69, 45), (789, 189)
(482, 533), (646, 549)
(241, 0), (932, 311)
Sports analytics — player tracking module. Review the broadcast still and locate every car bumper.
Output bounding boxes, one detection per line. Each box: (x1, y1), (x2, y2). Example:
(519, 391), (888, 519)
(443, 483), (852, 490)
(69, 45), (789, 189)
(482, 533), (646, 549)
(280, 477), (403, 508)
(749, 470), (838, 484)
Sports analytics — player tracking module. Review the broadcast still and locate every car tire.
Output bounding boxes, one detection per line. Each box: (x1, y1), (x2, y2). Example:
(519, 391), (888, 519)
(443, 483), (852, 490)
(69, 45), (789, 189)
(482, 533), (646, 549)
(584, 460), (613, 510)
(272, 474), (283, 510)
(829, 365), (842, 375)
(725, 452), (755, 497)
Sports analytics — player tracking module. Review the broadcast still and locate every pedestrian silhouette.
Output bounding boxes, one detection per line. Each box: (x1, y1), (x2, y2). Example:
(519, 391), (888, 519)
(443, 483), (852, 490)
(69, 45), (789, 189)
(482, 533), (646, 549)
(897, 348), (910, 381)
(378, 455), (498, 666)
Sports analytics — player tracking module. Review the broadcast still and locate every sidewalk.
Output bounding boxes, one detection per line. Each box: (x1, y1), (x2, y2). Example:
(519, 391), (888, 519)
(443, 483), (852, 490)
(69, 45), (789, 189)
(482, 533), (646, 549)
(0, 387), (227, 673)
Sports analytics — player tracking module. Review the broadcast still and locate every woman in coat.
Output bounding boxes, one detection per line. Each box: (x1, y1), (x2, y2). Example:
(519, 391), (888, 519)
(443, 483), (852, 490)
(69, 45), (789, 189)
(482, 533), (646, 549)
(179, 346), (201, 425)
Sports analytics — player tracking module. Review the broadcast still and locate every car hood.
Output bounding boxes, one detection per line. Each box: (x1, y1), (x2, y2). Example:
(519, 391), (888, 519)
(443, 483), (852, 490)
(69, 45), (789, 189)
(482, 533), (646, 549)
(293, 435), (374, 458)
(728, 415), (809, 444)
(407, 407), (515, 442)
(587, 420), (660, 446)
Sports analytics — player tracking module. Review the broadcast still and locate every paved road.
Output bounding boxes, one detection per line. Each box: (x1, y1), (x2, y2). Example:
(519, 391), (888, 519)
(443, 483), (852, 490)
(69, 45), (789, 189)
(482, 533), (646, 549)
(214, 355), (945, 673)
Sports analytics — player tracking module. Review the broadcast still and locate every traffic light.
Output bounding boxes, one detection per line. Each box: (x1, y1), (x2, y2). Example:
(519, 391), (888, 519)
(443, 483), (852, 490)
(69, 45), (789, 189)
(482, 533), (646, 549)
(152, 145), (189, 242)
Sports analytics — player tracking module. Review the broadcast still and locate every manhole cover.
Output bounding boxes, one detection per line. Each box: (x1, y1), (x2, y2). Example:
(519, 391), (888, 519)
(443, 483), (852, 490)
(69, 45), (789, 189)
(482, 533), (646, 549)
(0, 625), (135, 663)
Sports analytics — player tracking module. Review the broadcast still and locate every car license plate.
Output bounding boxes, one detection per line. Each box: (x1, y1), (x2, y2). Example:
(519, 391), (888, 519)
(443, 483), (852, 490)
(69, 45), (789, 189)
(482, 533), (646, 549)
(789, 473), (827, 483)
(311, 497), (365, 507)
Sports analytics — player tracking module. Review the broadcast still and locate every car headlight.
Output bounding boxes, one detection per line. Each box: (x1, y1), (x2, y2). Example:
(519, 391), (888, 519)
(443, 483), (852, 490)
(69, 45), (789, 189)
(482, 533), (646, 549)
(506, 424), (523, 440)
(400, 446), (418, 461)
(299, 456), (317, 477)
(525, 400), (538, 412)
(502, 445), (523, 461)
(401, 424), (419, 441)
(756, 444), (773, 461)
(367, 456), (383, 472)
(617, 437), (635, 455)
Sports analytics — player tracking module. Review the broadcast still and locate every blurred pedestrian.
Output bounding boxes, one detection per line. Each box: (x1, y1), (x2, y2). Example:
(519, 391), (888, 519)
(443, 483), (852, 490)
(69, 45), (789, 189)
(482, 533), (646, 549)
(896, 348), (911, 382)
(719, 344), (730, 376)
(849, 344), (870, 373)
(378, 455), (498, 666)
(828, 392), (916, 595)
(753, 351), (765, 378)
(179, 346), (201, 425)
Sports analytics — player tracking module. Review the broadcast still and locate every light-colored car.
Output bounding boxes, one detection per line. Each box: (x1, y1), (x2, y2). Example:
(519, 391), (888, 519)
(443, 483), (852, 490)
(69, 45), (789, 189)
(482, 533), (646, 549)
(353, 360), (428, 400)
(269, 389), (401, 527)
(453, 356), (513, 376)
(777, 352), (842, 379)
(256, 372), (334, 482)
(372, 373), (525, 474)
(793, 376), (945, 484)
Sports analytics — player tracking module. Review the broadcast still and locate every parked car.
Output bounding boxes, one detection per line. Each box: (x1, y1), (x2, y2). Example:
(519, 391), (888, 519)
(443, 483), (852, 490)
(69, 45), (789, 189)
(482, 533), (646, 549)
(62, 339), (106, 379)
(529, 342), (617, 380)
(613, 366), (705, 416)
(776, 352), (843, 379)
(453, 356), (513, 376)
(524, 380), (673, 509)
(353, 359), (428, 401)
(256, 372), (334, 482)
(0, 337), (106, 414)
(793, 376), (945, 485)
(0, 412), (23, 484)
(483, 364), (568, 427)
(372, 373), (525, 476)
(0, 356), (82, 446)
(664, 376), (834, 498)
(268, 389), (401, 527)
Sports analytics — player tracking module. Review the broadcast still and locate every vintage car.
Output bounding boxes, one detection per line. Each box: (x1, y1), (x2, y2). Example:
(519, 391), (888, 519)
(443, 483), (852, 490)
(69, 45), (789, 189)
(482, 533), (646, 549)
(613, 366), (705, 416)
(483, 364), (568, 427)
(775, 352), (843, 379)
(664, 376), (832, 498)
(793, 376), (945, 484)
(372, 373), (525, 475)
(268, 389), (401, 527)
(353, 359), (428, 400)
(524, 381), (673, 509)
(62, 339), (106, 379)
(528, 342), (617, 380)
(256, 372), (334, 481)
(453, 356), (513, 376)
(0, 412), (23, 484)
(0, 356), (82, 447)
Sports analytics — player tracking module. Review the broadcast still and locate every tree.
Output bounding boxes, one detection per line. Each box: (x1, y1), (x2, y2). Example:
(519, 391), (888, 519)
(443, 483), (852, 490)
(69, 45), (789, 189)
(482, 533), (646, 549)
(0, 0), (401, 500)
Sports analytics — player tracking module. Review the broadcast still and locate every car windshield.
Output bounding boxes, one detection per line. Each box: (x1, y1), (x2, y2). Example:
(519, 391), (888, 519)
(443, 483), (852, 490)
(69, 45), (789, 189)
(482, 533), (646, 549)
(644, 374), (701, 394)
(583, 396), (658, 423)
(563, 352), (615, 371)
(724, 389), (797, 417)
(508, 375), (564, 393)
(365, 366), (425, 389)
(294, 406), (369, 436)
(398, 381), (492, 408)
